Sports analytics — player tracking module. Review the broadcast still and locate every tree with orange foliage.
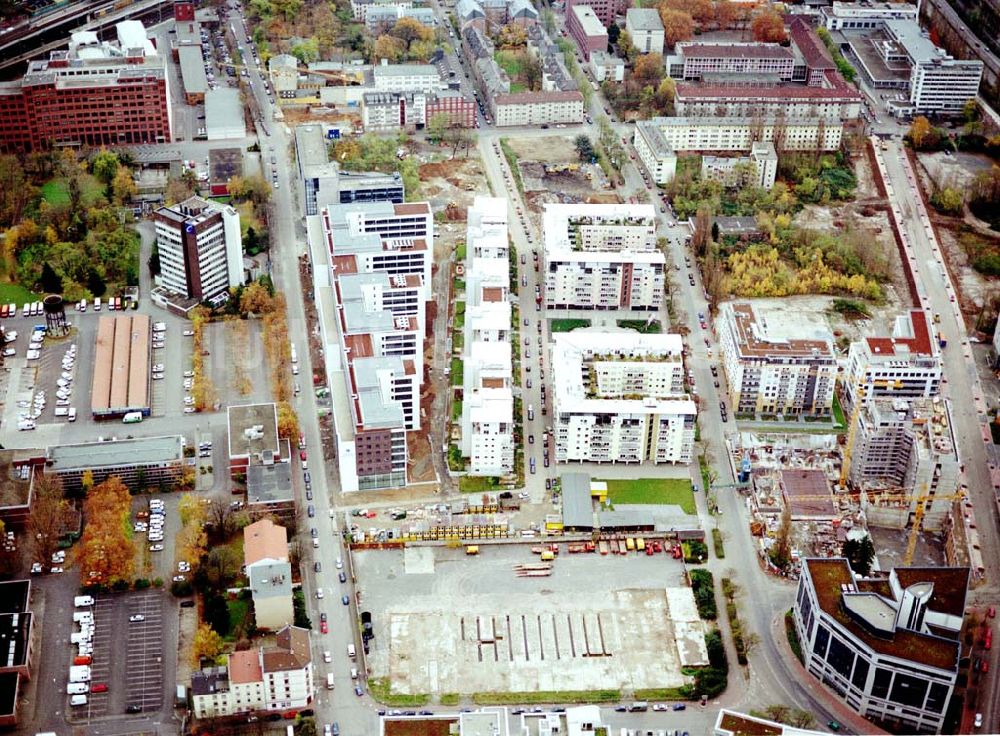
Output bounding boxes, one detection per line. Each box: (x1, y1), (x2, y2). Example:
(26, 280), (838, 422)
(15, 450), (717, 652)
(659, 7), (695, 47)
(662, 0), (713, 24)
(714, 0), (742, 30)
(372, 35), (406, 63)
(77, 476), (135, 586)
(276, 401), (300, 441)
(751, 8), (787, 43)
(633, 53), (665, 84)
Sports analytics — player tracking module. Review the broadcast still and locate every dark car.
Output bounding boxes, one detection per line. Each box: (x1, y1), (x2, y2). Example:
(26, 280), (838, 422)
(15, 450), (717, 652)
(311, 528), (318, 538)
(180, 599), (195, 608)
(304, 472), (311, 484)
(614, 706), (627, 712)
(672, 703), (686, 711)
(339, 571), (347, 583)
(306, 490), (314, 501)
(342, 594), (350, 606)
(355, 685), (364, 696)
(314, 561), (322, 573)
(126, 704), (142, 713)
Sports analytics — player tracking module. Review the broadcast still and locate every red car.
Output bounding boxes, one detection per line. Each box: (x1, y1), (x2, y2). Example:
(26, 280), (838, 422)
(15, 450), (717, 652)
(320, 612), (328, 634)
(91, 683), (108, 693)
(300, 450), (307, 462)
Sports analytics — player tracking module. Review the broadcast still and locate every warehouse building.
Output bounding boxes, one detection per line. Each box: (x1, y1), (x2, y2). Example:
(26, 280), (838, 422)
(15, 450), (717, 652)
(46, 436), (186, 493)
(90, 315), (151, 419)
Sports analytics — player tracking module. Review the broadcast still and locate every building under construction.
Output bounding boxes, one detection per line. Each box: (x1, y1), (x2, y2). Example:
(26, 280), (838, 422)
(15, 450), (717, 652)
(90, 314), (150, 419)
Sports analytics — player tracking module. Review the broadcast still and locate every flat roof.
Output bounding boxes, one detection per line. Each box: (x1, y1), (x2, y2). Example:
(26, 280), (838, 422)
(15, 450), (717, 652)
(295, 125), (340, 180)
(779, 469), (836, 518)
(205, 87), (246, 137)
(47, 435), (184, 472)
(178, 45), (208, 94)
(0, 450), (39, 511)
(679, 42), (792, 60)
(864, 310), (935, 357)
(626, 7), (663, 31)
(571, 5), (607, 36)
(90, 315), (150, 416)
(561, 472), (596, 528)
(247, 462), (294, 505)
(227, 403), (280, 460)
(723, 302), (834, 360)
(209, 147), (243, 183)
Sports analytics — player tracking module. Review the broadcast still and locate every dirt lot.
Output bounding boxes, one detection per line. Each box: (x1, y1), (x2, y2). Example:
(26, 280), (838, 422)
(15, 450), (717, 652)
(356, 545), (706, 696)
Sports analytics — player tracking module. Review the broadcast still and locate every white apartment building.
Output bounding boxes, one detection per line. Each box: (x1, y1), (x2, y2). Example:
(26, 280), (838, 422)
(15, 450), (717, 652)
(552, 332), (696, 465)
(637, 116), (844, 153)
(494, 90), (585, 127)
(850, 397), (960, 532)
(674, 79), (863, 122)
(461, 197), (515, 476)
(843, 310), (941, 410)
(321, 200), (433, 298)
(794, 559), (967, 735)
(243, 518), (293, 631)
(590, 50), (625, 82)
(633, 121), (678, 185)
(667, 42), (798, 81)
(701, 141), (778, 190)
(542, 203), (665, 310)
(718, 302), (837, 418)
(153, 196), (242, 302)
(372, 61), (442, 93)
(191, 627), (314, 718)
(625, 8), (664, 54)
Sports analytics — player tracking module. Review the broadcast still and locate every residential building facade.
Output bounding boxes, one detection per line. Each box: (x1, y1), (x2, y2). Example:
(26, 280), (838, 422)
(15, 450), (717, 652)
(701, 141), (779, 190)
(461, 197), (515, 476)
(718, 302), (837, 417)
(0, 22), (171, 153)
(553, 332), (696, 465)
(494, 90), (585, 126)
(793, 559), (967, 734)
(372, 61), (441, 93)
(636, 116), (844, 153)
(362, 90), (476, 131)
(843, 310), (941, 410)
(668, 42), (798, 81)
(243, 518), (293, 630)
(565, 0), (624, 27)
(154, 196), (242, 302)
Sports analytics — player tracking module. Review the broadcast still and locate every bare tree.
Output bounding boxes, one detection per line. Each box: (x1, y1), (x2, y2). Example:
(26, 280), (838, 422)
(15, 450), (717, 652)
(28, 474), (72, 566)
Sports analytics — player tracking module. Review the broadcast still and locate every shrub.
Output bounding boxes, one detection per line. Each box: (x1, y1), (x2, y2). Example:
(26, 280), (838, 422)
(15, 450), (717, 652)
(171, 579), (194, 597)
(133, 578), (151, 590)
(152, 577), (163, 587)
(689, 569), (718, 620)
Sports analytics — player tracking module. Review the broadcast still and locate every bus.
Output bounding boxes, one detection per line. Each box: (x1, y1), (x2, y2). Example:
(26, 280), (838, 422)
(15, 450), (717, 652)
(122, 411), (143, 424)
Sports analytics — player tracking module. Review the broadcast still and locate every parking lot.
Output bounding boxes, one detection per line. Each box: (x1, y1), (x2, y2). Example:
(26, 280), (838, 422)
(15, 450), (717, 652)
(70, 591), (166, 721)
(355, 545), (707, 696)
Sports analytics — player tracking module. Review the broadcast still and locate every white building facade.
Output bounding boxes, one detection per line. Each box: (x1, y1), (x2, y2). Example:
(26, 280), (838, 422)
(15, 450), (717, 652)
(552, 332), (696, 465)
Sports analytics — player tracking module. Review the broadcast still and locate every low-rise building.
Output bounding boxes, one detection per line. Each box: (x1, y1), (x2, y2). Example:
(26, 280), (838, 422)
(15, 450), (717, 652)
(45, 436), (185, 494)
(590, 50), (625, 82)
(0, 580), (34, 727)
(793, 559), (967, 734)
(553, 332), (696, 465)
(494, 90), (585, 126)
(227, 403), (286, 476)
(667, 41), (799, 81)
(268, 53), (299, 97)
(244, 518), (293, 631)
(714, 709), (828, 736)
(567, 5), (608, 62)
(362, 90), (476, 131)
(191, 626), (313, 718)
(821, 0), (918, 31)
(625, 8), (664, 54)
(850, 397), (960, 531)
(204, 87), (246, 140)
(372, 61), (441, 93)
(843, 310), (941, 410)
(718, 302), (837, 418)
(0, 450), (45, 529)
(365, 4), (436, 31)
(701, 141), (778, 189)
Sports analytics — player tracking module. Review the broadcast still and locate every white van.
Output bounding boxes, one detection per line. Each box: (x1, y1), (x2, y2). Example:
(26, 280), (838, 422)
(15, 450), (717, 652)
(68, 408), (77, 422)
(72, 612), (92, 624)
(74, 595), (94, 607)
(55, 407), (69, 417)
(70, 632), (91, 645)
(68, 665), (91, 682)
(94, 297), (101, 311)
(347, 644), (356, 659)
(70, 695), (88, 707)
(326, 673), (335, 690)
(67, 682), (89, 695)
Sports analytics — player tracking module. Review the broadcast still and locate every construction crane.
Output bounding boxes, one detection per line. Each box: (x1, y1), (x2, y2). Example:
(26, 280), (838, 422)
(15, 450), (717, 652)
(777, 487), (966, 566)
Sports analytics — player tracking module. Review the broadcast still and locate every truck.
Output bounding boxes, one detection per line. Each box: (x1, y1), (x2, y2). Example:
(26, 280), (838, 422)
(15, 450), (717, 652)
(326, 673), (335, 690)
(74, 595), (94, 608)
(122, 411), (143, 424)
(69, 665), (92, 683)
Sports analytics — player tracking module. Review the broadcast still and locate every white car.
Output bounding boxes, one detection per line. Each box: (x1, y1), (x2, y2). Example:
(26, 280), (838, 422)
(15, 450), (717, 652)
(153, 364), (164, 372)
(172, 575), (186, 582)
(323, 650), (332, 663)
(184, 407), (196, 414)
(183, 330), (195, 336)
(316, 589), (324, 599)
(183, 370), (194, 377)
(50, 566), (63, 573)
(30, 562), (43, 574)
(149, 544), (164, 551)
(129, 614), (145, 622)
(152, 374), (164, 380)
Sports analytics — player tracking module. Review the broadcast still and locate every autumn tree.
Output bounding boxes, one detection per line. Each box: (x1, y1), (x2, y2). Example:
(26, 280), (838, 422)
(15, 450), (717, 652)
(0, 155), (37, 227)
(177, 494), (208, 564)
(768, 506), (793, 571)
(277, 401), (300, 440)
(372, 34), (406, 63)
(165, 176), (195, 206)
(77, 476), (136, 585)
(633, 53), (665, 84)
(391, 16), (435, 45)
(240, 280), (275, 315)
(111, 166), (137, 205)
(907, 116), (933, 149)
(192, 623), (225, 665)
(204, 545), (241, 589)
(751, 8), (787, 42)
(90, 150), (121, 186)
(28, 474), (72, 567)
(495, 23), (528, 48)
(659, 8), (695, 47)
(662, 0), (713, 24)
(714, 0), (742, 30)
(618, 29), (637, 62)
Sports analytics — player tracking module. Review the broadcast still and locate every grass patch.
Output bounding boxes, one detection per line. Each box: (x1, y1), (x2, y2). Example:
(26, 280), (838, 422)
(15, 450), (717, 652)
(711, 528), (725, 559)
(633, 687), (689, 701)
(550, 318), (591, 332)
(440, 693), (460, 706)
(722, 578), (748, 665)
(617, 319), (662, 333)
(495, 50), (525, 78)
(0, 283), (40, 304)
(225, 597), (250, 641)
(452, 398), (463, 422)
(698, 454), (712, 494)
(450, 358), (464, 386)
(368, 677), (429, 707)
(455, 242), (467, 260)
(472, 690), (621, 705)
(40, 174), (104, 208)
(785, 609), (803, 664)
(510, 81), (527, 93)
(602, 478), (695, 514)
(454, 278), (466, 293)
(832, 393), (846, 428)
(459, 475), (499, 493)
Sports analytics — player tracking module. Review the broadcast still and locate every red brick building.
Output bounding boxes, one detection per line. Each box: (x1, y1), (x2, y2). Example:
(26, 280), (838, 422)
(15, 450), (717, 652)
(567, 5), (609, 62)
(0, 25), (171, 153)
(565, 0), (622, 27)
(425, 93), (477, 128)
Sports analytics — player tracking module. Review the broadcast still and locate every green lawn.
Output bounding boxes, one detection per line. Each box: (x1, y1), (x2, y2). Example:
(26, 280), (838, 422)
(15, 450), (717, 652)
(550, 318), (591, 332)
(455, 242), (467, 260)
(225, 597), (250, 641)
(452, 398), (463, 421)
(41, 174), (104, 208)
(494, 50), (525, 78)
(459, 475), (499, 493)
(450, 358), (464, 386)
(832, 393), (846, 427)
(0, 283), (40, 304)
(603, 478), (696, 514)
(510, 82), (527, 93)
